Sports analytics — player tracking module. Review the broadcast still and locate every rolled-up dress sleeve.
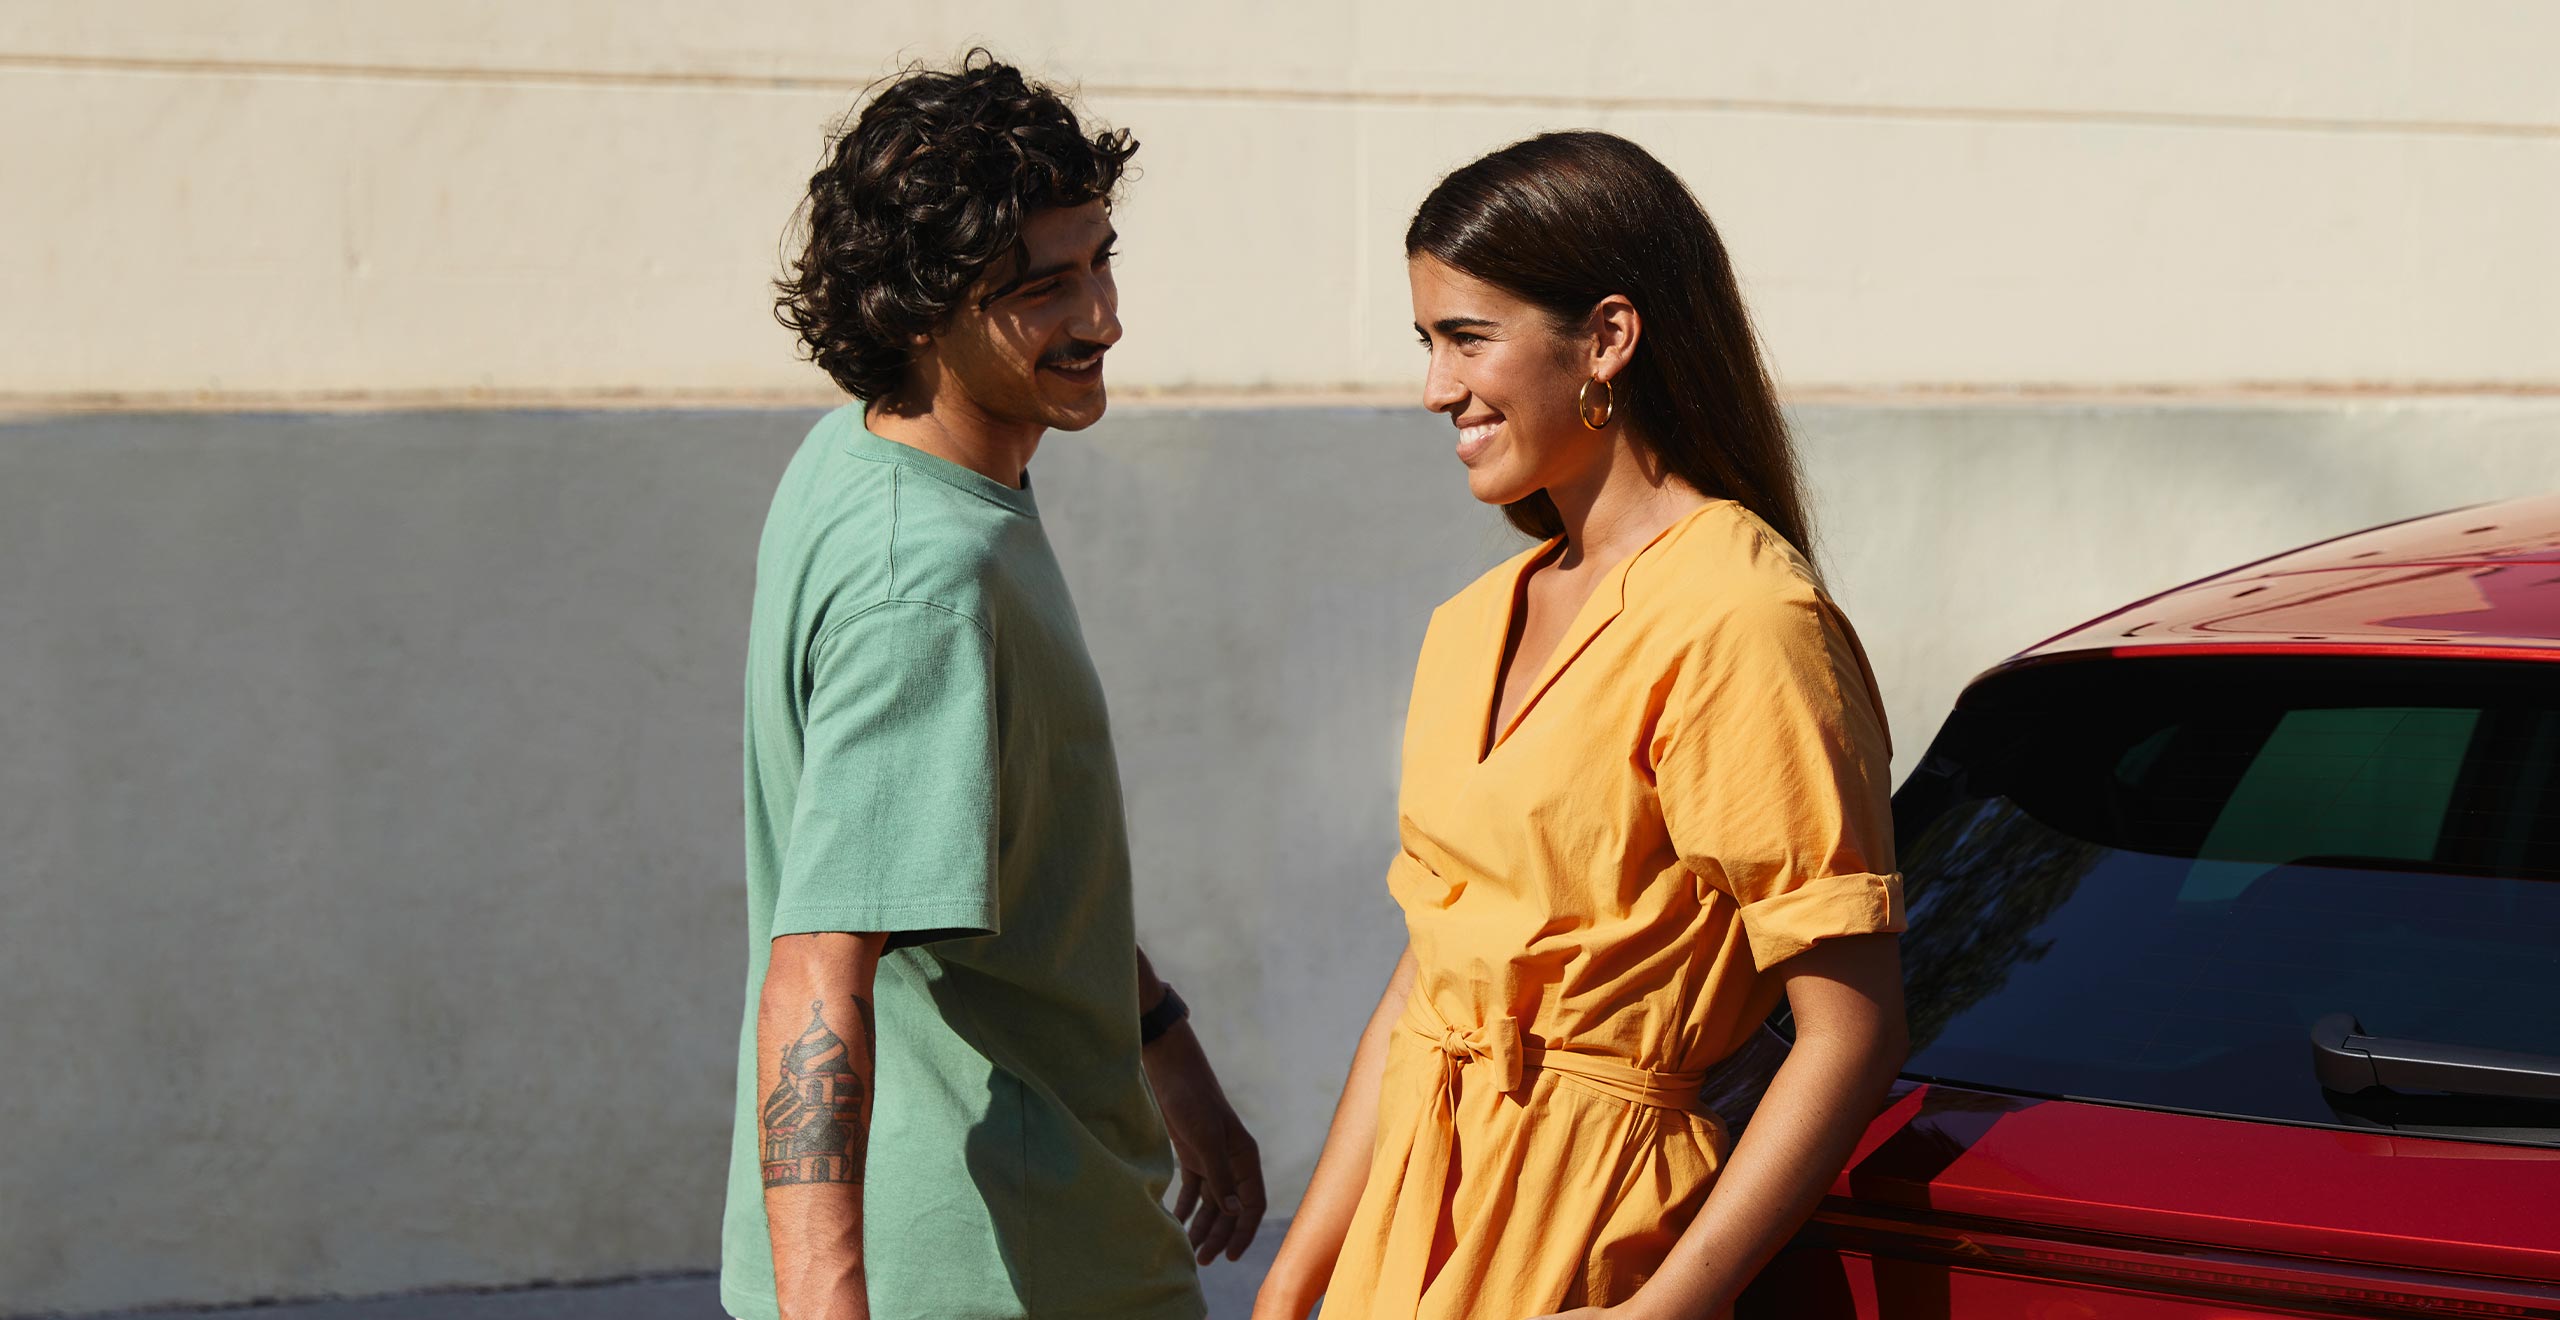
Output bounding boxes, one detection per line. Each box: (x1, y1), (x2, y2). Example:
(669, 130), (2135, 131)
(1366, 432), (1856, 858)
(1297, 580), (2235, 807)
(1655, 584), (1905, 970)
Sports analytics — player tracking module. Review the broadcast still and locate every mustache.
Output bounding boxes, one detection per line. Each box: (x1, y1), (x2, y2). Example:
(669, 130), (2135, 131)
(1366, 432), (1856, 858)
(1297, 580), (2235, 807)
(1041, 340), (1111, 368)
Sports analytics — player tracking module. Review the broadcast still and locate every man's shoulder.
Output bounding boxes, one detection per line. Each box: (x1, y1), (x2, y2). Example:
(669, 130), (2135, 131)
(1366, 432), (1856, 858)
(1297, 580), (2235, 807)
(763, 409), (1015, 641)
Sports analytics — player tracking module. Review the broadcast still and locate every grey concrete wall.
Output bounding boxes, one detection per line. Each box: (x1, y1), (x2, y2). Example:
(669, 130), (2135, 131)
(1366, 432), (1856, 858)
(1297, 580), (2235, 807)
(5, 401), (2558, 1315)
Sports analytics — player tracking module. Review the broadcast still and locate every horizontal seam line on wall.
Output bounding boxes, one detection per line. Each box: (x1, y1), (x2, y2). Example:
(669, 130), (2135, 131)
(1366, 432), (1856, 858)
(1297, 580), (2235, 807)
(9, 382), (2560, 419)
(3, 52), (2558, 141)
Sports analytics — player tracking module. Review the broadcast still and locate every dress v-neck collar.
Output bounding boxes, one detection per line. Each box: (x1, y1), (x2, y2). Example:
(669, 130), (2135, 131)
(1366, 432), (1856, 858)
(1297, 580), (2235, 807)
(1472, 502), (1723, 765)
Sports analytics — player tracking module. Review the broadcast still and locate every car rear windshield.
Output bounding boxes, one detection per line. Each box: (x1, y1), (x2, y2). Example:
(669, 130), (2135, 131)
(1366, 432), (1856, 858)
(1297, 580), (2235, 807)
(1893, 658), (2560, 1143)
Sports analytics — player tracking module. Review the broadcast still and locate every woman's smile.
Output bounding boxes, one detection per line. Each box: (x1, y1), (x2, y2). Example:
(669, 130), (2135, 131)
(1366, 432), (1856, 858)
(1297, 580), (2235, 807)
(1454, 416), (1504, 464)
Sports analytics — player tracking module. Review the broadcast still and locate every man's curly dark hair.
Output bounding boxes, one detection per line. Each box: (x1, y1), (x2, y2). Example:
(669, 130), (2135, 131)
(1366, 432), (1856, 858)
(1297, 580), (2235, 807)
(775, 50), (1138, 400)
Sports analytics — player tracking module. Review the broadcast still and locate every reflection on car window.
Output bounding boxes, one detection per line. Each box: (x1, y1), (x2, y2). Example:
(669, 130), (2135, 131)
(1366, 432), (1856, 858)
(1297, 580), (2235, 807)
(1897, 667), (2560, 1143)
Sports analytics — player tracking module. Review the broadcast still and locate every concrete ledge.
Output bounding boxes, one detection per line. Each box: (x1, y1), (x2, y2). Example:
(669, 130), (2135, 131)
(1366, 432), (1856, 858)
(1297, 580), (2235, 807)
(44, 1222), (1286, 1319)
(44, 1276), (723, 1320)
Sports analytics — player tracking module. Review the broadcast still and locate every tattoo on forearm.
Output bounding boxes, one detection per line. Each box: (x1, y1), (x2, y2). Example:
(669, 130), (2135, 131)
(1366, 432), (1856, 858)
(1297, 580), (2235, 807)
(760, 996), (873, 1188)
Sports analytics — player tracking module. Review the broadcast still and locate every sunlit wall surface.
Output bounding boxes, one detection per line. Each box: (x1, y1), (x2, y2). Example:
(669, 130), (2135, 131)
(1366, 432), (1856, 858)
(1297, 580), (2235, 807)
(9, 1), (2560, 403)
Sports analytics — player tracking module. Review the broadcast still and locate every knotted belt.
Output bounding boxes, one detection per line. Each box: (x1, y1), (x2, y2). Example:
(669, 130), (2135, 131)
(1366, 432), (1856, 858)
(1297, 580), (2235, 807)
(1370, 1000), (1715, 1313)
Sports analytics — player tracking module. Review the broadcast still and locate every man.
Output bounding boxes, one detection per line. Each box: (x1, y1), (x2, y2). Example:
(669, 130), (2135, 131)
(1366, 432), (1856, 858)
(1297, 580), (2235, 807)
(721, 52), (1264, 1320)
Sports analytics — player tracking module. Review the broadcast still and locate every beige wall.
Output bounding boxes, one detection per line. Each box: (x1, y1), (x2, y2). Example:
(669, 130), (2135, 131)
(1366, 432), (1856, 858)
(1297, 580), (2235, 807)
(6, 1), (2559, 406)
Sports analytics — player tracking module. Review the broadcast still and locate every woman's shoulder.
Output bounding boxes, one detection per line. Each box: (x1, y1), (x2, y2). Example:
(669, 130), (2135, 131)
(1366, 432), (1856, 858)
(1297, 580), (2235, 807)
(1635, 498), (1828, 623)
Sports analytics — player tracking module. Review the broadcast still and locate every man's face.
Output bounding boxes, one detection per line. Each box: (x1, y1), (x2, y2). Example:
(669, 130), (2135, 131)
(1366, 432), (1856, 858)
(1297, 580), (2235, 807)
(933, 200), (1122, 432)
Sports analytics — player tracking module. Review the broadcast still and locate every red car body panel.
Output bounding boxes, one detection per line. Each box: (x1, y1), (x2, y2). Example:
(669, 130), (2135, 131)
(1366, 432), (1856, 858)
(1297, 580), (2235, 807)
(1743, 495), (2560, 1317)
(2003, 492), (2560, 671)
(1741, 1084), (2560, 1318)
(1834, 1085), (2560, 1280)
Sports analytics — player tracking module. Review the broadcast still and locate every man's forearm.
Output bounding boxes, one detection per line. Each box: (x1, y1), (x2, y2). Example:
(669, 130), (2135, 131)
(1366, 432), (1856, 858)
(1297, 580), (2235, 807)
(759, 932), (887, 1320)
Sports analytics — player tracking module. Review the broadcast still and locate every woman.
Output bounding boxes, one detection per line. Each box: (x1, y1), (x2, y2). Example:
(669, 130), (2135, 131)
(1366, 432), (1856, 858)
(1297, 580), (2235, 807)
(1252, 132), (1910, 1320)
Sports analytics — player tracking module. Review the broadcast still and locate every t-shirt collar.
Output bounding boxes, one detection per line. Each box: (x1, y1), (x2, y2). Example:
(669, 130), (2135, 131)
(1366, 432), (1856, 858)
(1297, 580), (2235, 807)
(848, 423), (1040, 518)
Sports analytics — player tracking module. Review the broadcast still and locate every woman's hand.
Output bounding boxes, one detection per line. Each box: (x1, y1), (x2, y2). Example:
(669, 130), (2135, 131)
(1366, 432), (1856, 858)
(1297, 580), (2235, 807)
(1569, 933), (1905, 1319)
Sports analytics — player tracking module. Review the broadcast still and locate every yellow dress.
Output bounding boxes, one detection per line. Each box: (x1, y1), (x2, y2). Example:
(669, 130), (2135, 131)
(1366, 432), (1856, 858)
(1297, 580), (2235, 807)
(1321, 500), (1905, 1318)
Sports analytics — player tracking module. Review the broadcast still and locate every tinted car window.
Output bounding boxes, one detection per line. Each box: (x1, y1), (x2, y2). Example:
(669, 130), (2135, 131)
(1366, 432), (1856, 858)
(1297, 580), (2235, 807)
(1893, 660), (2560, 1143)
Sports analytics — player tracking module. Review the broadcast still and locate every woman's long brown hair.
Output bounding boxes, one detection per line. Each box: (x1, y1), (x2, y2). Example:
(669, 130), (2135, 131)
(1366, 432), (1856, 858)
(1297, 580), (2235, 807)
(1406, 131), (1815, 562)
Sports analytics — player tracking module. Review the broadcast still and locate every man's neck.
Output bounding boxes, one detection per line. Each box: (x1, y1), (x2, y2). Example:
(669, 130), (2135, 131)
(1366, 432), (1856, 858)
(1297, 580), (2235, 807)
(864, 393), (1044, 490)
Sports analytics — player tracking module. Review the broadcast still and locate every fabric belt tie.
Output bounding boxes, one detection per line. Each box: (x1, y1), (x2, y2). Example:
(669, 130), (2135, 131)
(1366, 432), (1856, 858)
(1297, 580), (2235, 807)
(1369, 1002), (1714, 1314)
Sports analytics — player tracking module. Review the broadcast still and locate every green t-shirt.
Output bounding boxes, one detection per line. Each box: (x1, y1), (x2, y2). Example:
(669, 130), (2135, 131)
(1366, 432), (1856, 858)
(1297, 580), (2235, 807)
(721, 407), (1202, 1320)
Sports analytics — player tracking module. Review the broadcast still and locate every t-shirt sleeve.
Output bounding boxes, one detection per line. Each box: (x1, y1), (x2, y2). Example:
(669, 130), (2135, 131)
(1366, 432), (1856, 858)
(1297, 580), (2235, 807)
(772, 600), (1002, 942)
(1655, 587), (1905, 971)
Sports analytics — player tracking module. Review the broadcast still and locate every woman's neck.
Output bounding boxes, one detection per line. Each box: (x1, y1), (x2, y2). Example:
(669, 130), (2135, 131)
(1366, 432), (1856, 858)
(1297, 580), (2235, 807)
(1544, 429), (1711, 570)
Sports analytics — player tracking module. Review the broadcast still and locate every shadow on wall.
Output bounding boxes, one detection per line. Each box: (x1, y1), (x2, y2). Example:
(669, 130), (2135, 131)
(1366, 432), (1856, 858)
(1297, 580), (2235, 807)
(3, 398), (2557, 1314)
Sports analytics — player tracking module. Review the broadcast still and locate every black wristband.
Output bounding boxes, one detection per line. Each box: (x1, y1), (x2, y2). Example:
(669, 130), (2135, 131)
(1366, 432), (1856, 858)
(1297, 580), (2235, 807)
(1139, 983), (1189, 1045)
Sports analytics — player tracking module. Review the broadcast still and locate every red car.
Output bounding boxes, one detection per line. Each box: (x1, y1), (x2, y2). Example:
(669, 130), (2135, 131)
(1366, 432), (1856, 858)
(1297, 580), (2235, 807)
(1743, 494), (2560, 1319)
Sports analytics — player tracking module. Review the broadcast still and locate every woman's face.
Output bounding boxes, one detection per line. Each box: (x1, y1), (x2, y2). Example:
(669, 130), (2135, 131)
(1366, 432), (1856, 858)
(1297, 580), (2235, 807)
(1408, 255), (1603, 509)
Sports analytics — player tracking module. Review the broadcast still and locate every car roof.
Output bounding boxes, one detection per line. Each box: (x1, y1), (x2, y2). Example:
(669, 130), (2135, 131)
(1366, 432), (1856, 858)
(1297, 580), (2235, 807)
(2006, 491), (2560, 668)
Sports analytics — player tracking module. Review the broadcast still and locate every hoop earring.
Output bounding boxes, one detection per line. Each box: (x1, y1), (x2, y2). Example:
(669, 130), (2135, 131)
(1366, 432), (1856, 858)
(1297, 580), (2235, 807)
(1577, 375), (1616, 431)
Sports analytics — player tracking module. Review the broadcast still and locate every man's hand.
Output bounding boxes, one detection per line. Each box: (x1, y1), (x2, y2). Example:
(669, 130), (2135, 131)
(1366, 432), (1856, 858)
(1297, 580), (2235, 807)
(1142, 1016), (1266, 1266)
